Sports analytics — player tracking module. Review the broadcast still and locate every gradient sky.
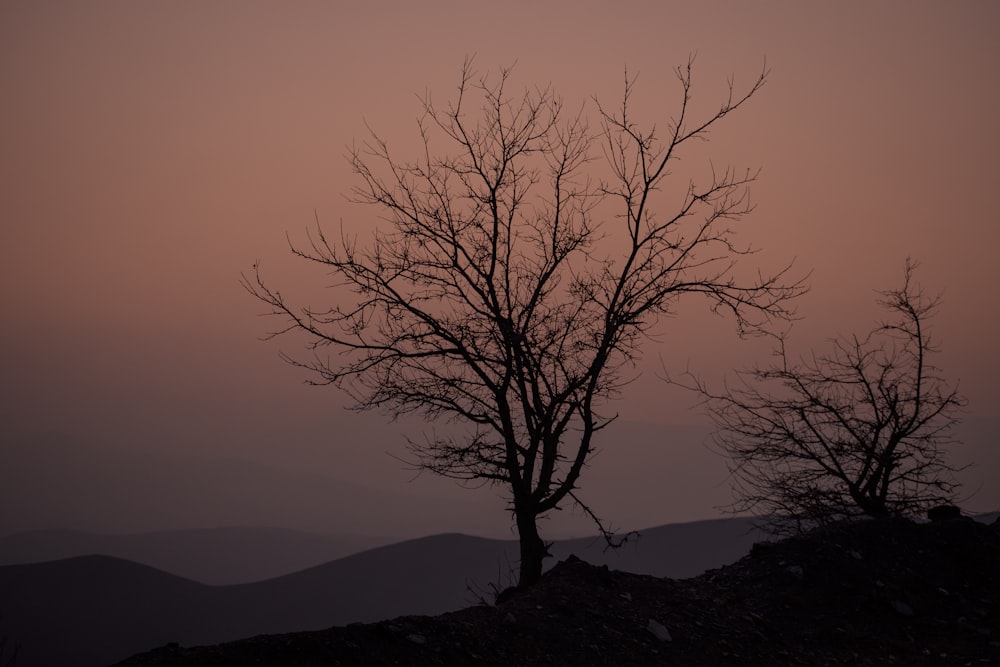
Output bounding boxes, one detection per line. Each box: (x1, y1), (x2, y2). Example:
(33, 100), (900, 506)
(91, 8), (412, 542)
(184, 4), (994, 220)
(2, 1), (998, 538)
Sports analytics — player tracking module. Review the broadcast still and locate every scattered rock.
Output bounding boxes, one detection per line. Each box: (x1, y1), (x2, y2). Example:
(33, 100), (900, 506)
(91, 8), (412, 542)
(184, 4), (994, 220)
(646, 618), (672, 642)
(890, 600), (914, 616)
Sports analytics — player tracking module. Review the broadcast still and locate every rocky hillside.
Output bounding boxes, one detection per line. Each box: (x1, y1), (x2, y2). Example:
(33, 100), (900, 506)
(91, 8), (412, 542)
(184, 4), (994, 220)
(118, 515), (1000, 666)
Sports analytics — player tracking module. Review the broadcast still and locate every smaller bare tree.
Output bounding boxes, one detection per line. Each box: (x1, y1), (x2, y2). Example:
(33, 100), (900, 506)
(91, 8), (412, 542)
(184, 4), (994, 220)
(681, 259), (966, 533)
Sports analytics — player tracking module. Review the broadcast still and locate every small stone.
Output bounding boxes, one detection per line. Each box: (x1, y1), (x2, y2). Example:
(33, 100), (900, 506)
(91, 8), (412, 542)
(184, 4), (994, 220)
(407, 633), (426, 645)
(646, 619), (672, 642)
(890, 600), (914, 616)
(620, 592), (632, 601)
(786, 565), (804, 580)
(849, 550), (862, 560)
(503, 612), (517, 625)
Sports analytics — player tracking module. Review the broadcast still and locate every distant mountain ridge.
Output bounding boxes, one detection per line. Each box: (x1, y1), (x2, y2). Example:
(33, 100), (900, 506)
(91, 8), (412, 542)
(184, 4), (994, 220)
(0, 517), (765, 585)
(0, 526), (392, 585)
(0, 517), (766, 667)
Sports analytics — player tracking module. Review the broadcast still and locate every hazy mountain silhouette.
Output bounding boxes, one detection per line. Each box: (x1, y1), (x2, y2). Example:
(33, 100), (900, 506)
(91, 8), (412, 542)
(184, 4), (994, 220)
(0, 527), (392, 585)
(552, 516), (767, 579)
(0, 518), (765, 667)
(0, 517), (766, 586)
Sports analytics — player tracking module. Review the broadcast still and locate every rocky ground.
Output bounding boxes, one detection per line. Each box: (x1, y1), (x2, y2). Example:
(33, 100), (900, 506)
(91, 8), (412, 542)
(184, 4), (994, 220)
(117, 516), (1000, 666)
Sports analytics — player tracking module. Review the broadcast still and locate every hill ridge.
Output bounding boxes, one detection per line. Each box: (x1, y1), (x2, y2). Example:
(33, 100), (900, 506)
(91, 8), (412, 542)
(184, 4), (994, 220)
(0, 518), (765, 666)
(116, 516), (1000, 666)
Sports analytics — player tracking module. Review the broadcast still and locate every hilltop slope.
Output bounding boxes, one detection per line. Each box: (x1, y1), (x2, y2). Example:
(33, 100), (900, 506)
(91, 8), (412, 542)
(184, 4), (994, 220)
(0, 534), (516, 667)
(118, 517), (1000, 666)
(0, 518), (767, 667)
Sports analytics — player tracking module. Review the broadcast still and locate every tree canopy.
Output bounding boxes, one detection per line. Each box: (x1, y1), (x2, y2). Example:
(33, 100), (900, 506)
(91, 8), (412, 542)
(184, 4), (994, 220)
(245, 58), (804, 584)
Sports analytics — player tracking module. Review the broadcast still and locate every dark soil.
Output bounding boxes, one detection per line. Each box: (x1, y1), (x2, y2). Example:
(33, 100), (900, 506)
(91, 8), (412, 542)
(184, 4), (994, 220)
(116, 516), (1000, 666)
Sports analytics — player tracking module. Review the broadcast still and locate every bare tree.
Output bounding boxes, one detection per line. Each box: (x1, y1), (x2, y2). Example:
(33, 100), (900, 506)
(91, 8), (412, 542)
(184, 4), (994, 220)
(244, 58), (803, 586)
(683, 259), (965, 534)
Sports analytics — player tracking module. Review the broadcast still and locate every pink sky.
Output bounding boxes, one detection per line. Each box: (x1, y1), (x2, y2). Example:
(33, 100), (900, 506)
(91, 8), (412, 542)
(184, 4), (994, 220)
(2, 1), (997, 536)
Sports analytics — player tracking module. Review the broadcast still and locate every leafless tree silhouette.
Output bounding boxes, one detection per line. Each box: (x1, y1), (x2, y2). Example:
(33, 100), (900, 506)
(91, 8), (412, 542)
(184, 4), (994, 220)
(244, 58), (804, 585)
(679, 259), (965, 534)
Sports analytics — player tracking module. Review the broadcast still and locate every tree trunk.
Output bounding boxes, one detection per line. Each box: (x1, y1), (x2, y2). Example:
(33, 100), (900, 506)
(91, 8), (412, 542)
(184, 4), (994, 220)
(515, 508), (550, 587)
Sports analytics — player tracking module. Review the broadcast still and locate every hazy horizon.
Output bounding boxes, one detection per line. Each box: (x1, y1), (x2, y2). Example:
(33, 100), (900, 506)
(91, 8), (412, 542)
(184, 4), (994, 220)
(2, 1), (998, 541)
